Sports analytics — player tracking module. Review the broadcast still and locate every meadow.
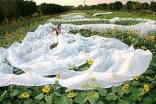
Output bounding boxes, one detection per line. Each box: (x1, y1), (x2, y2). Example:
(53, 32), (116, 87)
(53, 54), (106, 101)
(0, 10), (156, 104)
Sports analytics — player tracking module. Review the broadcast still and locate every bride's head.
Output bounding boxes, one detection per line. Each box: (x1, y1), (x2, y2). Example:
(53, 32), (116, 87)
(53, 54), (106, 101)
(56, 24), (61, 35)
(57, 24), (61, 30)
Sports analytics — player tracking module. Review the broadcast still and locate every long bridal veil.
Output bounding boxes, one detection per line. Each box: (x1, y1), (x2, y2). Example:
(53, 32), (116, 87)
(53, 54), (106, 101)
(0, 23), (152, 90)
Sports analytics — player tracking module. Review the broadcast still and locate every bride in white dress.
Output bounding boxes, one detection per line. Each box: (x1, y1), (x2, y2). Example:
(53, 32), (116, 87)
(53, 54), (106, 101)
(55, 24), (79, 58)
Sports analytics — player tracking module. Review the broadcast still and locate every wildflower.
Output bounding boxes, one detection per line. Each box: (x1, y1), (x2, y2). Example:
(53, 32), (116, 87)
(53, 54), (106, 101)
(68, 92), (75, 98)
(122, 84), (129, 90)
(151, 36), (155, 41)
(134, 74), (138, 80)
(88, 59), (94, 65)
(57, 74), (61, 79)
(144, 84), (150, 92)
(94, 83), (100, 88)
(91, 77), (96, 81)
(21, 92), (29, 98)
(141, 46), (146, 49)
(128, 35), (132, 39)
(145, 36), (149, 41)
(42, 85), (50, 93)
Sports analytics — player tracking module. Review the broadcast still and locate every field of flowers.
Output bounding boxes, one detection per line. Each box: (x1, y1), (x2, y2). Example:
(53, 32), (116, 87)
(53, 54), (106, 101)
(0, 11), (156, 104)
(0, 16), (51, 48)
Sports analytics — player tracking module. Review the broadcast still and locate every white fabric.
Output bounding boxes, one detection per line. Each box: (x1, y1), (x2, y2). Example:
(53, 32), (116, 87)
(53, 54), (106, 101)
(47, 13), (156, 34)
(61, 20), (156, 35)
(0, 22), (152, 90)
(93, 12), (113, 16)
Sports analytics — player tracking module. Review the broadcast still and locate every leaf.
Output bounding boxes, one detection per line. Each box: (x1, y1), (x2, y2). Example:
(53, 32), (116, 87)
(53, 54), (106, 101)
(139, 75), (146, 81)
(87, 92), (99, 104)
(97, 101), (104, 104)
(111, 86), (118, 92)
(143, 97), (154, 104)
(137, 88), (144, 96)
(124, 88), (130, 94)
(132, 81), (140, 86)
(74, 93), (87, 104)
(0, 90), (7, 100)
(145, 76), (153, 80)
(54, 92), (61, 96)
(129, 95), (140, 101)
(131, 88), (138, 95)
(144, 70), (155, 75)
(54, 95), (73, 104)
(105, 93), (117, 101)
(35, 93), (44, 100)
(45, 94), (53, 104)
(97, 88), (107, 96)
(119, 100), (132, 104)
(23, 100), (30, 104)
(11, 90), (20, 97)
(39, 101), (45, 104)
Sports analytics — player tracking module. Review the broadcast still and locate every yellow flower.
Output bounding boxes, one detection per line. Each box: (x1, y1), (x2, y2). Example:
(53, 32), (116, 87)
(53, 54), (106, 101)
(134, 74), (138, 80)
(88, 59), (94, 65)
(144, 84), (150, 92)
(21, 92), (29, 98)
(68, 92), (75, 98)
(42, 85), (50, 93)
(145, 36), (149, 41)
(141, 46), (146, 49)
(142, 33), (145, 36)
(57, 74), (61, 79)
(122, 84), (129, 90)
(128, 35), (132, 39)
(151, 36), (155, 41)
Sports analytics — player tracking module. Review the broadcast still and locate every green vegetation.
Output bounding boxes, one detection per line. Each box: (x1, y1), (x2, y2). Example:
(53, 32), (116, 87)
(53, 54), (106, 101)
(0, 16), (51, 47)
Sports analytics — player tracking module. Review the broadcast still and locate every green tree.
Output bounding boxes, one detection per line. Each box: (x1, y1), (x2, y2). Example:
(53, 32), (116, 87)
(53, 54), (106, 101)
(140, 2), (149, 10)
(96, 3), (108, 10)
(39, 3), (69, 15)
(108, 3), (115, 10)
(114, 1), (123, 10)
(126, 1), (133, 12)
(150, 1), (156, 14)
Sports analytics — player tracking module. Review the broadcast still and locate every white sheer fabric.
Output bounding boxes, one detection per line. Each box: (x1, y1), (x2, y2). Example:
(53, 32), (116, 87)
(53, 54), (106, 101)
(0, 22), (152, 90)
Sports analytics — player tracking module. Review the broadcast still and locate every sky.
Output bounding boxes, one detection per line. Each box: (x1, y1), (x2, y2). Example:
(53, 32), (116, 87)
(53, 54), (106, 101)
(32, 0), (154, 7)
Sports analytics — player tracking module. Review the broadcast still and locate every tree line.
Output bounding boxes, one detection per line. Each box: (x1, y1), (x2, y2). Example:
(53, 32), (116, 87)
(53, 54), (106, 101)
(0, 0), (156, 25)
(77, 1), (156, 13)
(0, 0), (70, 25)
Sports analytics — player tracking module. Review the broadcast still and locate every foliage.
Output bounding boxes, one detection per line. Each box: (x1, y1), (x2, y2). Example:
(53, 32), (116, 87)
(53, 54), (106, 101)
(39, 3), (69, 15)
(95, 3), (108, 10)
(0, 0), (37, 24)
(150, 2), (156, 13)
(108, 1), (122, 11)
(0, 15), (51, 47)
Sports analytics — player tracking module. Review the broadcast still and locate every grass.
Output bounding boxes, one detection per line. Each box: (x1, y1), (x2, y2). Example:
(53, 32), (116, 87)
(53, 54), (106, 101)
(63, 10), (156, 20)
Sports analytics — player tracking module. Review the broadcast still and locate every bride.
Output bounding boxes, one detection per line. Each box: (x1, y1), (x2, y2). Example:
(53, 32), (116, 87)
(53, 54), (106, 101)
(55, 24), (79, 57)
(56, 24), (69, 49)
(56, 24), (68, 36)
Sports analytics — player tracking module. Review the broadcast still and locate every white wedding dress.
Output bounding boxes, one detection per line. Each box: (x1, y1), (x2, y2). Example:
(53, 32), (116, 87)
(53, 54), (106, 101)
(0, 23), (152, 90)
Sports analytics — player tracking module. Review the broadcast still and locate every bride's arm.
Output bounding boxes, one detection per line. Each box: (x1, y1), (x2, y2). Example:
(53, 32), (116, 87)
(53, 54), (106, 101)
(61, 29), (69, 34)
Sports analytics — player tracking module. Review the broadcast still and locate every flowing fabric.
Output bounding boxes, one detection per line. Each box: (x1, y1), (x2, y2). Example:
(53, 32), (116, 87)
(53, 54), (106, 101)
(0, 22), (152, 90)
